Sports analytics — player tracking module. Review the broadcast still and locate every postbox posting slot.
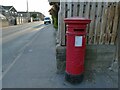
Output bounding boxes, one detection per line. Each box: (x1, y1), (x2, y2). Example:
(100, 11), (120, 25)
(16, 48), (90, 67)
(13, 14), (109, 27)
(74, 29), (84, 32)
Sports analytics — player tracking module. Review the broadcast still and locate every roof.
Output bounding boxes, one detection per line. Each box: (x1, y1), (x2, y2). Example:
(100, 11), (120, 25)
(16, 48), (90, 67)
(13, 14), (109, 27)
(0, 13), (6, 19)
(17, 12), (28, 17)
(2, 6), (12, 10)
(18, 11), (45, 17)
(18, 12), (41, 14)
(0, 5), (3, 11)
(29, 12), (42, 15)
(18, 12), (28, 14)
(2, 6), (17, 12)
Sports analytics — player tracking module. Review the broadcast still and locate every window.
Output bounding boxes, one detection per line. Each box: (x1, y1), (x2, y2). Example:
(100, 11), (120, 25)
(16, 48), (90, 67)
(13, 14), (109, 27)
(5, 10), (8, 12)
(44, 17), (50, 20)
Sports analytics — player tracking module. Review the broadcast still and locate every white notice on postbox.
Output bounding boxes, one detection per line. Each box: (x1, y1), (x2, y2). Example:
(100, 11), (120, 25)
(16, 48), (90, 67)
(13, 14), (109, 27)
(75, 36), (82, 47)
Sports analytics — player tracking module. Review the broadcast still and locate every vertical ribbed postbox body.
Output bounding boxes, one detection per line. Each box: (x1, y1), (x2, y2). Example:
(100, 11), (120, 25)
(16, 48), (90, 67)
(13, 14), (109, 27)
(64, 17), (91, 84)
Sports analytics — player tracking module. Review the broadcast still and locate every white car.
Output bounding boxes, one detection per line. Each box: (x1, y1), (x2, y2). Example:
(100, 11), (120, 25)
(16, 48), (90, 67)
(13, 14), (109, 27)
(44, 17), (51, 24)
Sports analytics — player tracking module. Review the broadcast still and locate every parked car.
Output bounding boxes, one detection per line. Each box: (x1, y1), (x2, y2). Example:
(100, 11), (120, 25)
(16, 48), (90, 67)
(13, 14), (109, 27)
(44, 17), (51, 24)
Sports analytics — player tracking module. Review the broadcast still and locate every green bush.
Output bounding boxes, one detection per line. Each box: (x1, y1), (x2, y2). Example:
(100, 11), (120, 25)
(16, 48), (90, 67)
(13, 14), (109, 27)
(52, 16), (58, 29)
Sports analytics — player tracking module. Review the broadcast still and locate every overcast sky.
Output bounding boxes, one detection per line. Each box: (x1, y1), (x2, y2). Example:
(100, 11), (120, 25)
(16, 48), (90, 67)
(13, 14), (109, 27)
(0, 0), (52, 17)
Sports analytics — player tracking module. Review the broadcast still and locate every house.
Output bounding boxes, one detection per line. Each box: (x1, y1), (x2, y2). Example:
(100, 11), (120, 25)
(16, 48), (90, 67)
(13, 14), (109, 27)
(2, 6), (18, 17)
(0, 5), (45, 25)
(17, 12), (29, 17)
(17, 12), (31, 23)
(1, 5), (18, 25)
(18, 11), (45, 22)
(0, 13), (9, 27)
(29, 12), (45, 21)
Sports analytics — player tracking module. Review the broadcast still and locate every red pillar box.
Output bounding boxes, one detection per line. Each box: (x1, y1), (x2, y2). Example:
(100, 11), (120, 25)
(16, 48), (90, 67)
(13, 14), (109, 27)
(64, 17), (91, 84)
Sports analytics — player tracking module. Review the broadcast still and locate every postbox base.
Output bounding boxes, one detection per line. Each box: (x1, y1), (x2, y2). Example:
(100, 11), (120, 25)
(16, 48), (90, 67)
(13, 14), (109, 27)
(65, 72), (84, 84)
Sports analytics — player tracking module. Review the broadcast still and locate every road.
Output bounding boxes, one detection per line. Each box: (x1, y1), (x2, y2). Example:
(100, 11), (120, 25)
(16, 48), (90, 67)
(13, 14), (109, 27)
(2, 21), (46, 73)
(2, 22), (58, 88)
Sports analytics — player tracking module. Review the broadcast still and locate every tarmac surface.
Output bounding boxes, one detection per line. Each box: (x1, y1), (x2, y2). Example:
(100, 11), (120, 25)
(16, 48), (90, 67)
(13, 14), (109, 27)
(2, 24), (118, 88)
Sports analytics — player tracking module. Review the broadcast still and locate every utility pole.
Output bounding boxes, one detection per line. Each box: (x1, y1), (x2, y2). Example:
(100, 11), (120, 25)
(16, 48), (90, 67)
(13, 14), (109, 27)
(27, 0), (28, 12)
(26, 0), (30, 22)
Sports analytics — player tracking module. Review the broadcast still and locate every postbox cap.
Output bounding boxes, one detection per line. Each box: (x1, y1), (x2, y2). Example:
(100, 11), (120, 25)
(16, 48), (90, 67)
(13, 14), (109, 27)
(64, 17), (91, 24)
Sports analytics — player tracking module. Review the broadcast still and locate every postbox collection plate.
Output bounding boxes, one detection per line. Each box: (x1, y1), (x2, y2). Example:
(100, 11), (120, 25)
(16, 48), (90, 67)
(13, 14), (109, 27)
(75, 36), (82, 47)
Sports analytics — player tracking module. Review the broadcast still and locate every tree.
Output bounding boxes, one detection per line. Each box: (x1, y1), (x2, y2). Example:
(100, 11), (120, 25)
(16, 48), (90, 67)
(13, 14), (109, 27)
(48, 2), (59, 29)
(32, 14), (37, 19)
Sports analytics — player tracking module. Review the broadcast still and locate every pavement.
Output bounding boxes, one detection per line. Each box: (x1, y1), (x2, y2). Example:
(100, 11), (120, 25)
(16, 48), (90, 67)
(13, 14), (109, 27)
(2, 24), (119, 88)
